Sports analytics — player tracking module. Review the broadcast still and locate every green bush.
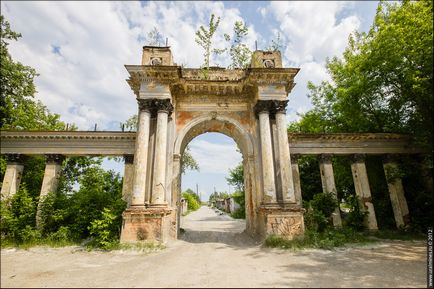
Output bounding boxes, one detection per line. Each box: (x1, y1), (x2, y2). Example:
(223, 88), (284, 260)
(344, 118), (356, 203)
(88, 208), (118, 250)
(0, 186), (40, 244)
(230, 207), (245, 219)
(304, 192), (338, 232)
(182, 192), (200, 211)
(342, 194), (367, 231)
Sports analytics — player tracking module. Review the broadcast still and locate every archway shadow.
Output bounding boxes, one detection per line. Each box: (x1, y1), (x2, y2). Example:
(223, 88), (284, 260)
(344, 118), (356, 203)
(179, 228), (261, 248)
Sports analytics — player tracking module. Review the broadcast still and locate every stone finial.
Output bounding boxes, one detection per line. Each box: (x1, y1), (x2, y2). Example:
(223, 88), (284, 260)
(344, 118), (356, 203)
(45, 154), (65, 164)
(250, 50), (283, 68)
(124, 155), (134, 164)
(142, 46), (174, 66)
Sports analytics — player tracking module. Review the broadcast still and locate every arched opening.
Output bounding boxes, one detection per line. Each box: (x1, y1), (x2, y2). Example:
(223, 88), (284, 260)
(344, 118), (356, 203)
(171, 115), (258, 242)
(179, 132), (244, 243)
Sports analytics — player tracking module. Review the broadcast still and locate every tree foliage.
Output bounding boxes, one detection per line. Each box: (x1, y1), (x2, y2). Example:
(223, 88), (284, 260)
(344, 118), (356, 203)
(195, 14), (223, 69)
(290, 0), (433, 231)
(147, 27), (164, 46)
(226, 162), (244, 192)
(296, 1), (433, 147)
(224, 21), (251, 68)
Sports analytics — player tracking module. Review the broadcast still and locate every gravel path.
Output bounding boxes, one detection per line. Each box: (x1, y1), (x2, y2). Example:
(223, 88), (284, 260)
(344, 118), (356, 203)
(1, 206), (428, 288)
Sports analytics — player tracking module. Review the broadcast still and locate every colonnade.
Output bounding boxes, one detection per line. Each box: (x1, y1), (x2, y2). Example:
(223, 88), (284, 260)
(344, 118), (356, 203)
(290, 153), (410, 230)
(0, 142), (422, 231)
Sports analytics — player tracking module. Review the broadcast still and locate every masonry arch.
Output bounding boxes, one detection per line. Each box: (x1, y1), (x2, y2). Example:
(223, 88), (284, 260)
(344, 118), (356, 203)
(172, 115), (258, 236)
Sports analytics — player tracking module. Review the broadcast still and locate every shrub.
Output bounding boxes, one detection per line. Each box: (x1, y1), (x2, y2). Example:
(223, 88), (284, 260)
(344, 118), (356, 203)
(304, 192), (338, 232)
(342, 194), (367, 231)
(230, 207), (245, 219)
(88, 208), (118, 250)
(182, 192), (200, 211)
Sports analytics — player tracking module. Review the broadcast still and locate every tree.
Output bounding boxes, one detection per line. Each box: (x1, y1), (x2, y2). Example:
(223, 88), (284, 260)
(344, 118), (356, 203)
(224, 21), (251, 68)
(299, 0), (433, 147)
(147, 27), (164, 46)
(290, 0), (433, 231)
(266, 31), (283, 52)
(120, 114), (199, 174)
(195, 14), (223, 70)
(226, 162), (244, 192)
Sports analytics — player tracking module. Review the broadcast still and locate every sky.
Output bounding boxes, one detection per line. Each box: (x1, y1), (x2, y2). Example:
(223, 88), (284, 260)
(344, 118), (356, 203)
(2, 1), (380, 201)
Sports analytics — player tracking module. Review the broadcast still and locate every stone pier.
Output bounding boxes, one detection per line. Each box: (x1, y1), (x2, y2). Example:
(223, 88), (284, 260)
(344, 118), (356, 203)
(121, 155), (134, 206)
(382, 155), (410, 228)
(36, 154), (64, 229)
(290, 154), (303, 206)
(351, 154), (378, 230)
(319, 154), (342, 227)
(1, 154), (25, 200)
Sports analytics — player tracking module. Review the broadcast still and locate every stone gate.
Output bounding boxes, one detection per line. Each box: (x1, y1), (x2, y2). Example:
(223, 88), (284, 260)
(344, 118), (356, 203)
(120, 46), (304, 242)
(1, 46), (430, 243)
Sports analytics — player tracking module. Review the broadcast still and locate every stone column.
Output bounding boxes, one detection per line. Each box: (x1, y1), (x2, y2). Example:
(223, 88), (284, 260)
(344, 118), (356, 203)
(145, 117), (157, 205)
(291, 154), (302, 206)
(122, 155), (134, 207)
(319, 154), (342, 227)
(151, 99), (173, 206)
(36, 154), (64, 229)
(256, 101), (277, 204)
(275, 101), (296, 203)
(1, 154), (25, 199)
(351, 154), (378, 230)
(131, 99), (152, 207)
(382, 155), (410, 228)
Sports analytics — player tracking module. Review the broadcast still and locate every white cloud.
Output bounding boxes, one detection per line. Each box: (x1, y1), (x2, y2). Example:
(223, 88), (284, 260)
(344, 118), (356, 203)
(261, 1), (361, 125)
(1, 1), (260, 130)
(188, 139), (242, 174)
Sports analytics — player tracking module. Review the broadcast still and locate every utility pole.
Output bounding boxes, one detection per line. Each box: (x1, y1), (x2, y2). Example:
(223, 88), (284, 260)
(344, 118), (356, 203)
(196, 183), (199, 201)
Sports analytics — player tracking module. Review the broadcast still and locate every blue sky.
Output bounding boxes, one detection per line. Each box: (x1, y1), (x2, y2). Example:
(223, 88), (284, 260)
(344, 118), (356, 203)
(2, 1), (380, 201)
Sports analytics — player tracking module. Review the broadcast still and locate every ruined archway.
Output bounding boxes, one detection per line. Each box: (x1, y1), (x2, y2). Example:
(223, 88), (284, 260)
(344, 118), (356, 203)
(119, 46), (305, 243)
(172, 115), (257, 236)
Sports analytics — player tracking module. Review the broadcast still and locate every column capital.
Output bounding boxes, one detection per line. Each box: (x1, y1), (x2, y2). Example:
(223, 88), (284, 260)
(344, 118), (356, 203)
(137, 98), (154, 112)
(123, 155), (134, 164)
(291, 154), (301, 164)
(137, 98), (173, 117)
(319, 154), (333, 163)
(154, 99), (173, 115)
(352, 153), (367, 163)
(382, 153), (399, 164)
(254, 100), (288, 117)
(4, 154), (26, 164)
(274, 100), (288, 114)
(45, 154), (65, 164)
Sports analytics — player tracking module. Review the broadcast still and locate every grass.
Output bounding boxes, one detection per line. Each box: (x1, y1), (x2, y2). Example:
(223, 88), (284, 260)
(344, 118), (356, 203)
(1, 237), (79, 250)
(1, 237), (165, 253)
(264, 228), (375, 251)
(367, 229), (426, 241)
(264, 227), (428, 251)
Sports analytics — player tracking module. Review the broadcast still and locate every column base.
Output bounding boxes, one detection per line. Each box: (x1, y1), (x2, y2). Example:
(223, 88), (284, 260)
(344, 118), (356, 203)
(120, 206), (175, 243)
(258, 204), (305, 240)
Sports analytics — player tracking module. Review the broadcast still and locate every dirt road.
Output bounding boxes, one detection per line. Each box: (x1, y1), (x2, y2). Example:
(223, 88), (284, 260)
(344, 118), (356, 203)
(1, 206), (427, 288)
